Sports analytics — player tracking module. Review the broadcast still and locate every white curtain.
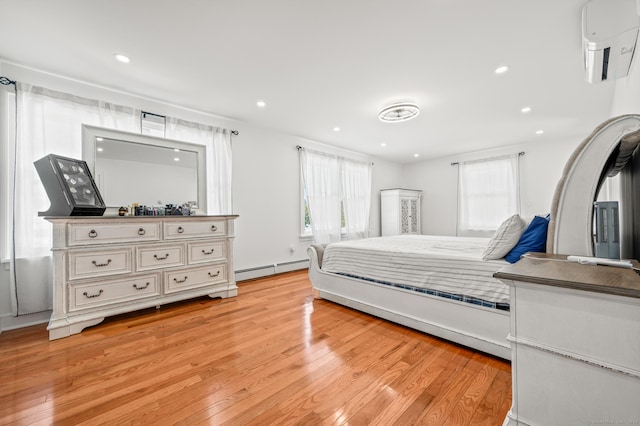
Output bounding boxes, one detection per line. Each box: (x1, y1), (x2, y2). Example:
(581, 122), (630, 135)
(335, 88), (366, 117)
(300, 148), (342, 244)
(457, 154), (520, 236)
(342, 159), (373, 239)
(11, 83), (140, 315)
(300, 147), (373, 244)
(165, 118), (233, 214)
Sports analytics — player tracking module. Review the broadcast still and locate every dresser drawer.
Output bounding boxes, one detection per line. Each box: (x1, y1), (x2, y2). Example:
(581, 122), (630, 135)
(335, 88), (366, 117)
(188, 241), (227, 264)
(163, 220), (226, 240)
(68, 222), (160, 246)
(69, 249), (132, 280)
(137, 244), (185, 271)
(69, 274), (159, 311)
(164, 264), (227, 293)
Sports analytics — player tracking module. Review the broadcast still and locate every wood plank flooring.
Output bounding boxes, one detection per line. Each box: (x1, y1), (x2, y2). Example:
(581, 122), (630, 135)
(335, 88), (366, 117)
(0, 270), (511, 425)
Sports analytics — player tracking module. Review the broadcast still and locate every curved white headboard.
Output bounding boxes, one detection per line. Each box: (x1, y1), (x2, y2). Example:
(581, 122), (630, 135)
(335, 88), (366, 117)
(548, 114), (640, 256)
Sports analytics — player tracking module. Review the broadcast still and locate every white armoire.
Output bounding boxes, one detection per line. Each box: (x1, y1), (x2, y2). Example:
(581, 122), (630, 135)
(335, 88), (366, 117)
(380, 189), (422, 236)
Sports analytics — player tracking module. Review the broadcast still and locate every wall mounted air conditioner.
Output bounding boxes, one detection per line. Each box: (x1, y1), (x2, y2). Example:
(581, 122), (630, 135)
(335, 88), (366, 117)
(582, 0), (640, 83)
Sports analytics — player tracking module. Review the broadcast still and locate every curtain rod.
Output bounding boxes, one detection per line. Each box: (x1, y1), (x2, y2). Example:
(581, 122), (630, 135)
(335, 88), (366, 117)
(451, 151), (525, 166)
(0, 76), (16, 86)
(297, 145), (374, 165)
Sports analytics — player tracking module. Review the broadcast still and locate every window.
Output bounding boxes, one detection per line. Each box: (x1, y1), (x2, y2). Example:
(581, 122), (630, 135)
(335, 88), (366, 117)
(457, 154), (520, 237)
(299, 147), (372, 243)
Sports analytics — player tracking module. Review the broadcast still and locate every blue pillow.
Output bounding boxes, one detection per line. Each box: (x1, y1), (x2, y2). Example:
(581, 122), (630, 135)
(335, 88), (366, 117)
(504, 215), (550, 263)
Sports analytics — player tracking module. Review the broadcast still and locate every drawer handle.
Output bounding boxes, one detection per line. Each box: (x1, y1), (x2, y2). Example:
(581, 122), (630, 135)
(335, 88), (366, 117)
(154, 253), (170, 260)
(138, 228), (146, 236)
(133, 282), (150, 290)
(202, 249), (214, 255)
(173, 276), (188, 283)
(88, 229), (98, 238)
(83, 289), (103, 298)
(208, 271), (221, 278)
(92, 259), (112, 267)
(177, 226), (184, 234)
(211, 225), (217, 232)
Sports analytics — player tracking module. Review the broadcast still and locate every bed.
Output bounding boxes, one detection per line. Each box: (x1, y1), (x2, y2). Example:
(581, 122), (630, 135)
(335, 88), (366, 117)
(307, 234), (512, 359)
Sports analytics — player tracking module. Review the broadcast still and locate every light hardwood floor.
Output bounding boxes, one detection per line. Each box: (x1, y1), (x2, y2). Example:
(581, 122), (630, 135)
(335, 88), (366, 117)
(0, 270), (511, 425)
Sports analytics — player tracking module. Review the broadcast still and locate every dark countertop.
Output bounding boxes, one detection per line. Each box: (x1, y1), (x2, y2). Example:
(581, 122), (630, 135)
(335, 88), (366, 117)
(494, 253), (640, 299)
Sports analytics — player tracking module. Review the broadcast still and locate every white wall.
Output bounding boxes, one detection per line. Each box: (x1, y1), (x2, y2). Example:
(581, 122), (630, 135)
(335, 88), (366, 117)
(0, 61), (404, 330)
(611, 48), (640, 115)
(403, 136), (582, 236)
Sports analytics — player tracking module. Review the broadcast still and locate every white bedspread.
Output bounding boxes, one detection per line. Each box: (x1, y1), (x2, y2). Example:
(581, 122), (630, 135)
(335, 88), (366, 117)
(320, 235), (509, 305)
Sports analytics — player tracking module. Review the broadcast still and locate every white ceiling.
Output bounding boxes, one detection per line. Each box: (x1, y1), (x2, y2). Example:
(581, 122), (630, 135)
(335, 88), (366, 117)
(0, 0), (618, 163)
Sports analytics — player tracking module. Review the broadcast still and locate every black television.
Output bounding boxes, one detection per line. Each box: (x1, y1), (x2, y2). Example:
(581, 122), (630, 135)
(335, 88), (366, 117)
(34, 154), (106, 216)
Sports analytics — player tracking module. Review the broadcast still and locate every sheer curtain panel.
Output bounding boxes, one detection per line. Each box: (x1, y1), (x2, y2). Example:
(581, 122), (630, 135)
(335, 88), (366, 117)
(300, 148), (342, 244)
(165, 117), (233, 214)
(300, 147), (373, 244)
(342, 159), (373, 239)
(10, 83), (140, 315)
(457, 154), (520, 237)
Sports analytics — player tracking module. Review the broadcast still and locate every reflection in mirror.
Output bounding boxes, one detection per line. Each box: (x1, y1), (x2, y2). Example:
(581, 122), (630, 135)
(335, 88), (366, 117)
(82, 125), (207, 211)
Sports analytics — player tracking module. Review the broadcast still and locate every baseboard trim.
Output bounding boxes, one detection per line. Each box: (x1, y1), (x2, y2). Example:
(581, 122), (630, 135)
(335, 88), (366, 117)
(0, 311), (51, 334)
(235, 259), (309, 282)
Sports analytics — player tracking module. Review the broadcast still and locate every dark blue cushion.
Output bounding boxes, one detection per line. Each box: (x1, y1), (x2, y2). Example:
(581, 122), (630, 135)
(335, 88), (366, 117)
(504, 215), (550, 263)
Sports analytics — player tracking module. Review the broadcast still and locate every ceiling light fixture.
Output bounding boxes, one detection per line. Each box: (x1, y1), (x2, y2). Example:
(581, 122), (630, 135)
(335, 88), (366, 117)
(378, 103), (420, 123)
(256, 100), (266, 108)
(521, 106), (532, 113)
(536, 130), (544, 135)
(414, 153), (420, 158)
(114, 53), (130, 63)
(380, 143), (387, 147)
(333, 127), (340, 132)
(495, 65), (509, 74)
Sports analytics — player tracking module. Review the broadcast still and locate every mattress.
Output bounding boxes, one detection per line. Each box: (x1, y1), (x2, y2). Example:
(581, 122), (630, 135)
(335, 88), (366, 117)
(320, 235), (510, 307)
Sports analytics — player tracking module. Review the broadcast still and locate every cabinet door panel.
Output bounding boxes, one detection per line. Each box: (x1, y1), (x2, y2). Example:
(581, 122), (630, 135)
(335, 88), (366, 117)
(69, 249), (132, 280)
(137, 244), (185, 271)
(164, 264), (227, 293)
(70, 275), (159, 311)
(164, 220), (226, 240)
(69, 222), (160, 246)
(188, 241), (227, 264)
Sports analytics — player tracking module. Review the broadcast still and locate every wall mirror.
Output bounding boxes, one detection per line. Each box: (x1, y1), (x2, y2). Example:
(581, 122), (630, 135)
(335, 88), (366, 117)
(82, 125), (207, 211)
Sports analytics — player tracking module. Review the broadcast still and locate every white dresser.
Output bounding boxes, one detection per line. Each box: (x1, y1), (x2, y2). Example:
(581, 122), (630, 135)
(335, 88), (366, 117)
(46, 215), (238, 340)
(495, 254), (640, 425)
(380, 188), (422, 236)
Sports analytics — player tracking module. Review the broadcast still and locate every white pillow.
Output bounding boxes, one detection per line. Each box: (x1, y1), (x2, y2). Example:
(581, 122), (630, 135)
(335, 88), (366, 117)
(482, 214), (526, 260)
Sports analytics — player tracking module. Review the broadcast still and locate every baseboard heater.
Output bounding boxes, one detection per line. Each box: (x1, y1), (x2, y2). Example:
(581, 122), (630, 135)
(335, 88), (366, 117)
(235, 259), (309, 282)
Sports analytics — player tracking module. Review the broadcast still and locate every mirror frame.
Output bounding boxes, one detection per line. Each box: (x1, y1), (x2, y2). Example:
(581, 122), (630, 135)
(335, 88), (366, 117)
(82, 124), (207, 212)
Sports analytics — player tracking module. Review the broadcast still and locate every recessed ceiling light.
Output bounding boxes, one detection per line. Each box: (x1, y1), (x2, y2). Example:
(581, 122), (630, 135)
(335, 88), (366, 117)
(536, 130), (544, 135)
(333, 127), (340, 132)
(256, 100), (266, 108)
(379, 103), (420, 123)
(521, 106), (532, 113)
(96, 137), (103, 142)
(495, 65), (509, 74)
(380, 143), (387, 147)
(414, 153), (420, 158)
(96, 147), (103, 152)
(174, 157), (180, 162)
(114, 53), (130, 63)
(174, 148), (180, 152)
